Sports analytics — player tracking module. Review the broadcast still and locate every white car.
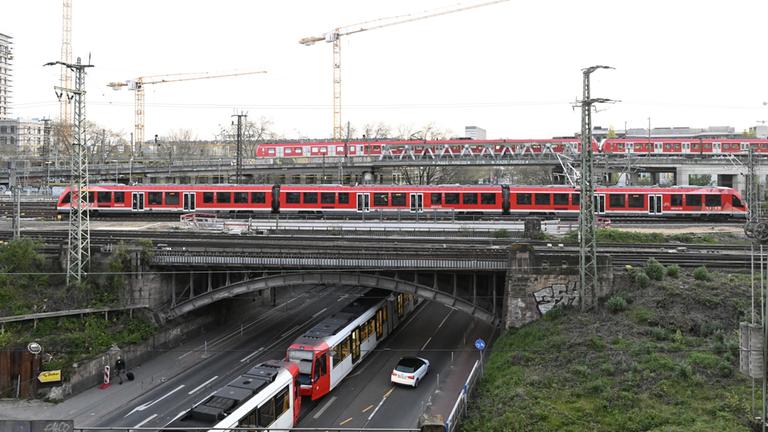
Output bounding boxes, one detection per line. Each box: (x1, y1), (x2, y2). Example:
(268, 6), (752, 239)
(391, 357), (430, 387)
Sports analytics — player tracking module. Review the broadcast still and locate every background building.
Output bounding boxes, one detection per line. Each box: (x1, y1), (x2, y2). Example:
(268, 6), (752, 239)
(0, 33), (12, 119)
(465, 125), (486, 140)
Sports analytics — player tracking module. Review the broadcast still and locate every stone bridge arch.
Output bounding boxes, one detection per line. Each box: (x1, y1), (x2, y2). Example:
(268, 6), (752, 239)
(163, 271), (497, 324)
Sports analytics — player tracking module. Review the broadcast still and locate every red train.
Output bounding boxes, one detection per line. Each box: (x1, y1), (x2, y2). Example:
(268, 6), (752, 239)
(56, 184), (748, 218)
(253, 137), (768, 158)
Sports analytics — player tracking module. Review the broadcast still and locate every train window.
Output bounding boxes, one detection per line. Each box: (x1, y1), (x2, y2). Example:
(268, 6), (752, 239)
(203, 192), (214, 203)
(321, 192), (335, 204)
(286, 192), (300, 204)
(732, 195), (745, 208)
(303, 192), (318, 204)
(338, 193), (350, 204)
(360, 322), (368, 340)
(341, 336), (351, 361)
(166, 192), (180, 205)
(628, 194), (644, 208)
(553, 193), (568, 205)
(391, 193), (406, 206)
(445, 193), (460, 205)
(251, 192), (266, 204)
(216, 192), (231, 203)
(670, 194), (683, 206)
(534, 193), (550, 205)
(234, 192), (248, 204)
(516, 193), (532, 205)
(88, 192), (95, 203)
(609, 194), (625, 208)
(114, 192), (125, 203)
(374, 193), (389, 206)
(257, 398), (275, 427)
(61, 192), (71, 204)
(705, 195), (722, 207)
(685, 194), (702, 207)
(571, 193), (580, 205)
(97, 191), (111, 203)
(431, 193), (442, 205)
(463, 193), (478, 205)
(275, 386), (290, 418)
(481, 193), (496, 205)
(148, 192), (162, 205)
(367, 318), (375, 339)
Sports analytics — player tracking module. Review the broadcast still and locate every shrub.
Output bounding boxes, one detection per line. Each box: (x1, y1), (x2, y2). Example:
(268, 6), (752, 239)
(634, 272), (651, 288)
(644, 258), (665, 281)
(493, 228), (511, 239)
(666, 264), (680, 278)
(693, 266), (711, 281)
(606, 295), (628, 313)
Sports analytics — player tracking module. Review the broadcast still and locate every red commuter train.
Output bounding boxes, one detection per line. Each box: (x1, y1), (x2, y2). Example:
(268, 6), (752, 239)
(56, 184), (747, 219)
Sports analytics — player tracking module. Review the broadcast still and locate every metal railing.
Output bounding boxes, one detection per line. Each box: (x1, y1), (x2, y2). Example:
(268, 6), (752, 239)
(444, 360), (482, 432)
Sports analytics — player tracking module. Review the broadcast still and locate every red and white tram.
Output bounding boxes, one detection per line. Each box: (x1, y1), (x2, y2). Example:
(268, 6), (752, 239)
(286, 289), (417, 400)
(56, 184), (747, 219)
(164, 360), (301, 431)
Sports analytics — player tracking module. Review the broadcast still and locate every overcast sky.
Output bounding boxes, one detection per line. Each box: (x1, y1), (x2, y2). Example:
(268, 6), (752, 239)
(2, 0), (767, 141)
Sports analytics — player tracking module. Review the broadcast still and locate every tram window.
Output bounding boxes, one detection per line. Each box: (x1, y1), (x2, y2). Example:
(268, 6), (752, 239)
(360, 323), (368, 340)
(148, 192), (162, 205)
(114, 192), (125, 203)
(516, 193), (532, 205)
(203, 192), (214, 203)
(534, 193), (550, 205)
(367, 318), (375, 339)
(705, 194), (722, 207)
(165, 192), (180, 205)
(251, 192), (266, 204)
(258, 398), (275, 427)
(338, 193), (350, 204)
(481, 193), (496, 205)
(628, 194), (644, 208)
(216, 192), (231, 204)
(553, 193), (568, 205)
(571, 193), (580, 205)
(374, 193), (389, 206)
(445, 193), (460, 205)
(670, 194), (683, 206)
(88, 192), (95, 203)
(609, 194), (625, 208)
(431, 193), (442, 205)
(275, 386), (290, 418)
(685, 194), (702, 206)
(97, 191), (111, 203)
(61, 192), (71, 204)
(391, 193), (406, 206)
(341, 336), (351, 360)
(463, 193), (478, 205)
(321, 192), (335, 204)
(732, 195), (745, 208)
(234, 192), (248, 204)
(303, 192), (318, 204)
(286, 192), (300, 204)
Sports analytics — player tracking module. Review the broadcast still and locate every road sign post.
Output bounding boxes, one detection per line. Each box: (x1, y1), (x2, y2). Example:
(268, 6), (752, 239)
(475, 338), (486, 376)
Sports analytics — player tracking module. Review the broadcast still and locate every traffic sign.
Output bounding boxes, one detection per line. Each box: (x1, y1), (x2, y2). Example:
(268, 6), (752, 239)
(27, 342), (42, 355)
(38, 370), (62, 383)
(474, 338), (486, 351)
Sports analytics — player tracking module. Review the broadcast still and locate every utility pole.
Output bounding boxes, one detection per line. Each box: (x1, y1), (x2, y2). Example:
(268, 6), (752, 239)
(9, 161), (19, 240)
(45, 57), (94, 285)
(42, 118), (52, 193)
(576, 65), (615, 311)
(232, 112), (247, 184)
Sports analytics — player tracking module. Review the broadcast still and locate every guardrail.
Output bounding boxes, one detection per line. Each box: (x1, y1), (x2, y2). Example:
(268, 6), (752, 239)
(444, 360), (482, 432)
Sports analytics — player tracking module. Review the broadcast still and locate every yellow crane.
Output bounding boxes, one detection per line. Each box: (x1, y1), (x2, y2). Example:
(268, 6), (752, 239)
(107, 70), (267, 149)
(300, 0), (509, 140)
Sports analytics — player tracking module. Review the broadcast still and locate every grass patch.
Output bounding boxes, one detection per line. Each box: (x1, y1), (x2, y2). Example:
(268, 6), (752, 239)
(563, 229), (719, 244)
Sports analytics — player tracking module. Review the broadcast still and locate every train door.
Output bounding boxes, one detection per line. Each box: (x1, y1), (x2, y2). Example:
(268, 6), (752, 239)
(356, 193), (370, 212)
(626, 142), (634, 154)
(594, 194), (606, 214)
(183, 192), (196, 211)
(682, 142), (691, 154)
(350, 328), (361, 364)
(712, 142), (721, 154)
(311, 351), (329, 401)
(375, 307), (386, 339)
(409, 193), (423, 212)
(649, 194), (663, 215)
(653, 142), (663, 153)
(132, 192), (145, 211)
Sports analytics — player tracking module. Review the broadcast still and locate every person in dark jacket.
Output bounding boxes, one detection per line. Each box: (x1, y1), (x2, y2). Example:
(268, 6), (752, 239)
(115, 357), (126, 384)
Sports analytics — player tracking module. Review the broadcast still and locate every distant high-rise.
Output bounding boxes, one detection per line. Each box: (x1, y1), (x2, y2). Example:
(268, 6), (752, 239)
(465, 125), (487, 140)
(0, 33), (12, 119)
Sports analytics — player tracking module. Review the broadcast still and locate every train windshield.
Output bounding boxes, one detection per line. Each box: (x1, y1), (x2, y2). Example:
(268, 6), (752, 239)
(288, 349), (314, 385)
(732, 195), (745, 208)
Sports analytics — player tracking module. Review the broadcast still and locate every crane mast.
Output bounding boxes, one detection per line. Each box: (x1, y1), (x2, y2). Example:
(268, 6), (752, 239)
(59, 0), (72, 138)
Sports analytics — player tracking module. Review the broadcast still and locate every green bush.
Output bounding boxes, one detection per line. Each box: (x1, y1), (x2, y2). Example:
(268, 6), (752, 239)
(634, 272), (651, 288)
(606, 295), (628, 313)
(644, 258), (665, 281)
(493, 228), (511, 239)
(693, 266), (711, 281)
(666, 264), (680, 278)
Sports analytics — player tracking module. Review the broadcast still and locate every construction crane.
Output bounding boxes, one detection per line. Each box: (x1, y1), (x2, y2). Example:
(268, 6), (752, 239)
(59, 0), (72, 136)
(300, 0), (509, 140)
(107, 70), (267, 150)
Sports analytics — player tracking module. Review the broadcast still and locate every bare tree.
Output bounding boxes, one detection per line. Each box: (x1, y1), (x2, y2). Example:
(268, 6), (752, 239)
(218, 116), (281, 158)
(361, 122), (392, 139)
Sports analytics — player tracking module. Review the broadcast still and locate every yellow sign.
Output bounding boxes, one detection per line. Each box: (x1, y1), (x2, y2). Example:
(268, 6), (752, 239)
(38, 370), (62, 383)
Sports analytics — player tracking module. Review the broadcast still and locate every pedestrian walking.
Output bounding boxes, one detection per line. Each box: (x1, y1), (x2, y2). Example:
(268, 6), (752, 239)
(115, 357), (126, 385)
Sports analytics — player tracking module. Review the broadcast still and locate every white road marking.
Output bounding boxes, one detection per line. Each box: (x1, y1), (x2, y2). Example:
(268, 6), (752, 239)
(239, 347), (264, 363)
(280, 325), (301, 338)
(125, 384), (185, 417)
(367, 388), (394, 421)
(188, 376), (218, 395)
(168, 410), (188, 424)
(438, 309), (453, 329)
(420, 337), (433, 352)
(195, 391), (216, 406)
(312, 395), (337, 419)
(132, 413), (158, 429)
(311, 307), (328, 319)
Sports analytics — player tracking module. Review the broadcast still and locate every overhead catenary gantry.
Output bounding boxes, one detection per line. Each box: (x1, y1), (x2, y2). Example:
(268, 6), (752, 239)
(299, 0), (510, 141)
(107, 70), (267, 152)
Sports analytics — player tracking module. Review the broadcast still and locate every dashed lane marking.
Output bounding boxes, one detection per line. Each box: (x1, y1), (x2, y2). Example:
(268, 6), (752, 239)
(420, 337), (432, 352)
(362, 404), (374, 413)
(132, 413), (157, 429)
(188, 375), (218, 395)
(339, 417), (353, 426)
(313, 395), (337, 419)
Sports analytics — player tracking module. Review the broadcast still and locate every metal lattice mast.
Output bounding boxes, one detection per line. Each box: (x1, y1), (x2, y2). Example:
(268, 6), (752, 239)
(577, 65), (614, 311)
(232, 112), (247, 183)
(332, 32), (342, 141)
(59, 0), (72, 137)
(46, 57), (93, 285)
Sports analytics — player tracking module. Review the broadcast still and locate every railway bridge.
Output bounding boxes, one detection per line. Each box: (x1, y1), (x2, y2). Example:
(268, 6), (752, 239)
(140, 241), (613, 329)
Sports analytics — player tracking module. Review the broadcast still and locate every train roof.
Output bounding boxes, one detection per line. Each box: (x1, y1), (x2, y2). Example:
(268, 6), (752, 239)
(291, 288), (390, 349)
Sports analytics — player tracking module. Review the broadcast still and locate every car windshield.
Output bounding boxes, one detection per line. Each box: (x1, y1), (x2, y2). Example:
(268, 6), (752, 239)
(395, 358), (423, 373)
